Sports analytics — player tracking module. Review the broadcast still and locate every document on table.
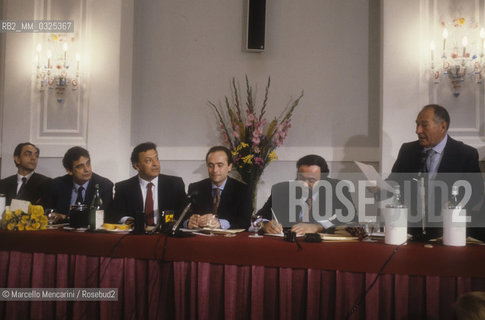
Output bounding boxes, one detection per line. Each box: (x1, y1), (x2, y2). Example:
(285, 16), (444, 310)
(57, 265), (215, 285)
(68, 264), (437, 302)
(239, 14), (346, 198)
(354, 161), (394, 193)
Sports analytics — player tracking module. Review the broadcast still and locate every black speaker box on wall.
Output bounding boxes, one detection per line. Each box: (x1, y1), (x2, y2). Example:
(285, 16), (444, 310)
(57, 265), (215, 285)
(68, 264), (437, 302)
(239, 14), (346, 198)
(245, 0), (266, 52)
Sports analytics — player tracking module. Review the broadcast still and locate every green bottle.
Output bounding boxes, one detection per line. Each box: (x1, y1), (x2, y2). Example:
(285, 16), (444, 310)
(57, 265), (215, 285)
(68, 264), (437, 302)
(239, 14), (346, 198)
(89, 184), (104, 231)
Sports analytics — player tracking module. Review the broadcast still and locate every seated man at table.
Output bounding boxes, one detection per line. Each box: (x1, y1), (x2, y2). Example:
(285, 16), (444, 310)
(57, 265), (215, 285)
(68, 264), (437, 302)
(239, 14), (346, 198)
(0, 142), (51, 205)
(186, 146), (253, 230)
(258, 154), (356, 235)
(44, 146), (113, 219)
(108, 142), (187, 225)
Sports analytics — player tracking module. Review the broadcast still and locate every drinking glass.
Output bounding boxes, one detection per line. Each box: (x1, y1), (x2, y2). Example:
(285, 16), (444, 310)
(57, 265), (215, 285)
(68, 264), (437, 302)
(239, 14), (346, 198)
(249, 211), (263, 238)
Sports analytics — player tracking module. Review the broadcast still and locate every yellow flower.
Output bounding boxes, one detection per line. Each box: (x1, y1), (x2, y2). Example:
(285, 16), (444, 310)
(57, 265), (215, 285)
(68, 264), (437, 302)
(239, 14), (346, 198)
(3, 210), (13, 221)
(32, 223), (40, 230)
(242, 155), (253, 164)
(14, 209), (22, 216)
(240, 142), (249, 148)
(25, 225), (34, 231)
(17, 224), (24, 231)
(7, 223), (15, 231)
(457, 18), (465, 25)
(29, 205), (44, 218)
(21, 215), (29, 223)
(269, 151), (278, 162)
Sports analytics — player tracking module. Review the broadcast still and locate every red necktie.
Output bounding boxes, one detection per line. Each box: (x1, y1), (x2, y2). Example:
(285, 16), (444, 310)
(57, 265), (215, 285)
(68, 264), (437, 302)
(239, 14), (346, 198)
(145, 182), (154, 225)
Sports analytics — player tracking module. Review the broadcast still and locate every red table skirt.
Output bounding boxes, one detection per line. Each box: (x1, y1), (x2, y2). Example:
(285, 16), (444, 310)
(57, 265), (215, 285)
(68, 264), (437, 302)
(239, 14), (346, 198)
(1, 250), (484, 320)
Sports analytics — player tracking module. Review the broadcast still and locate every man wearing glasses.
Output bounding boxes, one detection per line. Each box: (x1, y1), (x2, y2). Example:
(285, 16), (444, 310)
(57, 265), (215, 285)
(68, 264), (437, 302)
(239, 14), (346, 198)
(259, 154), (356, 235)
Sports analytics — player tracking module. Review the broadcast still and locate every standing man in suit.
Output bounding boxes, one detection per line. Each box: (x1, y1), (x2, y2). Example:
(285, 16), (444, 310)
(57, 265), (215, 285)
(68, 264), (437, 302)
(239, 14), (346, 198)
(44, 146), (113, 218)
(259, 154), (356, 235)
(187, 146), (253, 230)
(0, 142), (50, 205)
(109, 142), (187, 225)
(389, 104), (483, 240)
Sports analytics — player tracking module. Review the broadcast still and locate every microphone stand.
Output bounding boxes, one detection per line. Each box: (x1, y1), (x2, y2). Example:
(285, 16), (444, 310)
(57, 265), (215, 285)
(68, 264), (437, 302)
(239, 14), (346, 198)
(170, 196), (195, 237)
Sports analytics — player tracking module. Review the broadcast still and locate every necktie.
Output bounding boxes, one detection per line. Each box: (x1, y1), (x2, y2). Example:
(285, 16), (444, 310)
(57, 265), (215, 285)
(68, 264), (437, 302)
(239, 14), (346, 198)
(17, 177), (27, 198)
(426, 150), (437, 174)
(303, 191), (312, 222)
(212, 188), (221, 214)
(145, 183), (154, 225)
(419, 149), (433, 173)
(76, 186), (84, 204)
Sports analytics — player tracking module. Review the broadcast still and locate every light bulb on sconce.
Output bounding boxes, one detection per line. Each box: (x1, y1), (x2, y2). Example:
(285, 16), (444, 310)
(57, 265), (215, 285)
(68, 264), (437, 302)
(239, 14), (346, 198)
(34, 35), (80, 103)
(429, 21), (485, 97)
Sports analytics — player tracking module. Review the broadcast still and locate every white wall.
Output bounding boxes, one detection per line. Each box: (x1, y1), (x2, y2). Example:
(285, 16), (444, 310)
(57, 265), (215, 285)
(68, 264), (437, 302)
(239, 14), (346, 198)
(131, 0), (379, 151)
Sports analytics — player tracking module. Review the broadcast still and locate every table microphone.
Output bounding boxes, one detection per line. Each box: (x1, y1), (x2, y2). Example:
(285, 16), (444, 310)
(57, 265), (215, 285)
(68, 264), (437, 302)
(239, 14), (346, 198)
(170, 191), (198, 237)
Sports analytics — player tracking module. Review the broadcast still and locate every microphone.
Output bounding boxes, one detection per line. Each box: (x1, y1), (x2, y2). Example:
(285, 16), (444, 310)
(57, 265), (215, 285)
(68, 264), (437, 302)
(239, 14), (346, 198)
(170, 191), (198, 237)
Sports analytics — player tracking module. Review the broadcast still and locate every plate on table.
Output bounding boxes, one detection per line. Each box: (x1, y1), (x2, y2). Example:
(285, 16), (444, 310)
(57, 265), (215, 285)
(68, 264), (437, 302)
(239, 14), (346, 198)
(63, 226), (88, 232)
(48, 223), (69, 229)
(102, 227), (133, 234)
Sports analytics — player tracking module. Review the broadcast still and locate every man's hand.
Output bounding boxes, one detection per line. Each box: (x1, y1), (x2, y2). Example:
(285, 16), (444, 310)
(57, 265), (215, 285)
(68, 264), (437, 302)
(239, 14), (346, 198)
(262, 220), (283, 234)
(198, 214), (220, 228)
(47, 212), (68, 224)
(291, 223), (323, 235)
(188, 214), (200, 229)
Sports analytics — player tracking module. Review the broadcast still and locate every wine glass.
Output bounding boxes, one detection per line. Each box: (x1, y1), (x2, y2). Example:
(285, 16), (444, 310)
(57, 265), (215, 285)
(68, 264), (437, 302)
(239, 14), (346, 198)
(249, 211), (263, 238)
(207, 214), (219, 229)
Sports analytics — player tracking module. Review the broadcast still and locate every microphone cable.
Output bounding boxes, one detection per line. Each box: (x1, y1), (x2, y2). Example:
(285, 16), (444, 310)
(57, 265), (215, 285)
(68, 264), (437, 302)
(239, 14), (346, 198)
(345, 240), (407, 320)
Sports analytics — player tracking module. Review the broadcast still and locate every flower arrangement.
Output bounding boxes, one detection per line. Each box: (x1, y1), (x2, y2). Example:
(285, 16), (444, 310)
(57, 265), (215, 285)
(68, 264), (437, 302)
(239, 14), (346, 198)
(209, 76), (303, 205)
(1, 205), (48, 231)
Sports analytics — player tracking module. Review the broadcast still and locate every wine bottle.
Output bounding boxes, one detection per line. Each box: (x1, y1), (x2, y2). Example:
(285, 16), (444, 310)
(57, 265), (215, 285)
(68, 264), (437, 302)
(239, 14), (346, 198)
(89, 184), (104, 231)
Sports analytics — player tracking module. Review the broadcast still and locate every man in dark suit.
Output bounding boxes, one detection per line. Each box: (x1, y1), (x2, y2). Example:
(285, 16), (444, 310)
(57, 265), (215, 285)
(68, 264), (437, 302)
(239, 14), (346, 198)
(44, 146), (113, 218)
(388, 104), (484, 240)
(258, 154), (356, 235)
(0, 142), (50, 205)
(186, 146), (253, 230)
(108, 142), (187, 225)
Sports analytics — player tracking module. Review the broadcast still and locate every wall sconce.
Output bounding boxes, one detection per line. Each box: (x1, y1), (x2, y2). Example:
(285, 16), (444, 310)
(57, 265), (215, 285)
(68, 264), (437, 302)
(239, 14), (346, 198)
(34, 34), (80, 103)
(430, 18), (484, 97)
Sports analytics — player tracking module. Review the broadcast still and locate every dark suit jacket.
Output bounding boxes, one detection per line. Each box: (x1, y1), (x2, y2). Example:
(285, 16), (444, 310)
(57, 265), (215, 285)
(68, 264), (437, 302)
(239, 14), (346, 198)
(108, 174), (187, 223)
(257, 177), (357, 228)
(390, 136), (484, 239)
(188, 177), (253, 230)
(0, 172), (51, 206)
(43, 173), (113, 215)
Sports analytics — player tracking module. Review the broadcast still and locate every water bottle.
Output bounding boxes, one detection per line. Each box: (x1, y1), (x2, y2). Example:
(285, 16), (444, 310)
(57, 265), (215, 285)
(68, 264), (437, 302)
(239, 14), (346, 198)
(449, 185), (460, 209)
(390, 185), (404, 208)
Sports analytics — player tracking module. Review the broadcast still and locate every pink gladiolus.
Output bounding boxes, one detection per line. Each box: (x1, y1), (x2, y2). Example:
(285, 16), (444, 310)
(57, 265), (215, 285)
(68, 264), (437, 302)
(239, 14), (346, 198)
(222, 132), (229, 144)
(233, 131), (240, 139)
(252, 136), (260, 145)
(254, 157), (264, 167)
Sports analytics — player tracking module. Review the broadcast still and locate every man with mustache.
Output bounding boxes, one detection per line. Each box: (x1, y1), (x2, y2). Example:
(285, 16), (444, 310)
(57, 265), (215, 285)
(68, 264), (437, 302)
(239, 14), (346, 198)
(108, 142), (187, 225)
(389, 104), (483, 240)
(44, 146), (113, 219)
